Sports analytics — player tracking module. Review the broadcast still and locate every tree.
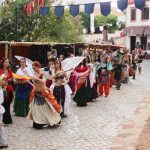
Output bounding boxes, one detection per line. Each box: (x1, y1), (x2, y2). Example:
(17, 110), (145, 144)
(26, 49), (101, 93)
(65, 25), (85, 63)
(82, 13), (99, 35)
(0, 0), (83, 42)
(117, 21), (126, 30)
(95, 14), (118, 33)
(79, 12), (90, 29)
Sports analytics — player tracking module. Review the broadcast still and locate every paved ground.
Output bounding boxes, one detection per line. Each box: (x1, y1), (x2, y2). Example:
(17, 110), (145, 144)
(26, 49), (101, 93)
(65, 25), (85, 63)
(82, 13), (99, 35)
(4, 61), (150, 150)
(136, 116), (150, 150)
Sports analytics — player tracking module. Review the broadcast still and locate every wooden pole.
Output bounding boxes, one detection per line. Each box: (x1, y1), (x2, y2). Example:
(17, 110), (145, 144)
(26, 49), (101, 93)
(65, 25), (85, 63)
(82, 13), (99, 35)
(73, 44), (75, 56)
(5, 43), (9, 58)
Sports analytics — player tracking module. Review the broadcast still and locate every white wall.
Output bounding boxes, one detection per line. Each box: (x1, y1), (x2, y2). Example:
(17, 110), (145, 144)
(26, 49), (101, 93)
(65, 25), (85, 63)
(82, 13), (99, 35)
(126, 1), (150, 27)
(125, 36), (130, 49)
(147, 36), (150, 42)
(81, 31), (122, 43)
(136, 36), (141, 44)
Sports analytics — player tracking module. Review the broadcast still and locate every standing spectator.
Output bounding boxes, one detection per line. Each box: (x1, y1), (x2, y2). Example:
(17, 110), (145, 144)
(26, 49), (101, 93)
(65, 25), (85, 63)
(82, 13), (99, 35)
(0, 76), (8, 148)
(59, 55), (64, 62)
(132, 54), (139, 79)
(0, 58), (14, 124)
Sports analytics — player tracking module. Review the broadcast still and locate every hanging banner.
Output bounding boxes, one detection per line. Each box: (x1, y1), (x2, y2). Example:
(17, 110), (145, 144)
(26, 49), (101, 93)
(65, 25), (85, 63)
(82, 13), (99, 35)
(117, 0), (128, 11)
(134, 0), (145, 10)
(70, 5), (79, 17)
(24, 1), (33, 15)
(100, 2), (111, 16)
(40, 7), (49, 16)
(24, 0), (147, 17)
(85, 3), (95, 14)
(55, 6), (64, 17)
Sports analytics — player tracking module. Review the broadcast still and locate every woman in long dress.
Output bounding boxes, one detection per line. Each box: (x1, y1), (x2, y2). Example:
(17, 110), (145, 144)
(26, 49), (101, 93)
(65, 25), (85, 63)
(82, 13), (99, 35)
(89, 56), (99, 100)
(0, 58), (14, 124)
(14, 58), (33, 117)
(73, 59), (92, 107)
(28, 61), (61, 129)
(50, 61), (72, 118)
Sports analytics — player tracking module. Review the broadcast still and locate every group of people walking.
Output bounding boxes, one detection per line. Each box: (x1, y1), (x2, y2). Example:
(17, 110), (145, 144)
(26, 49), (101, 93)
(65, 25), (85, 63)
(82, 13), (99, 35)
(0, 48), (144, 148)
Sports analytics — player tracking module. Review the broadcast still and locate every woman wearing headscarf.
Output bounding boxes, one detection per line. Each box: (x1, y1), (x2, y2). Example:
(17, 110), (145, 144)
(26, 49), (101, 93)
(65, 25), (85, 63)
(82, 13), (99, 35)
(97, 52), (112, 97)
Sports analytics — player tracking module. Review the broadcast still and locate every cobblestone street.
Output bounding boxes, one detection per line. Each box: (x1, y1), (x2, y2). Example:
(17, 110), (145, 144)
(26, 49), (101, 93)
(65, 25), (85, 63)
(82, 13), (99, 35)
(5, 61), (150, 150)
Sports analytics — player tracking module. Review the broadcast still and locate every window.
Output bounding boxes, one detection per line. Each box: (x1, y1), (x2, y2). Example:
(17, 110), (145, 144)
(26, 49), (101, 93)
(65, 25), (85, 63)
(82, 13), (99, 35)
(131, 8), (136, 21)
(141, 7), (149, 20)
(148, 43), (150, 50)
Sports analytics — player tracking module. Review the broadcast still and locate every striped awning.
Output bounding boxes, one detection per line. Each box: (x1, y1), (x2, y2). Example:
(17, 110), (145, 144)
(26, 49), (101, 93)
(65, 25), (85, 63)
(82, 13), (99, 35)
(144, 26), (150, 36)
(123, 26), (146, 36)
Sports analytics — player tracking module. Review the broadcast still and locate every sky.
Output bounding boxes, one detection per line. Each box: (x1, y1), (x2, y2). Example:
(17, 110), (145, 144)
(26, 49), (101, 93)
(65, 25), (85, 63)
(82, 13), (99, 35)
(63, 0), (118, 8)
(0, 0), (118, 8)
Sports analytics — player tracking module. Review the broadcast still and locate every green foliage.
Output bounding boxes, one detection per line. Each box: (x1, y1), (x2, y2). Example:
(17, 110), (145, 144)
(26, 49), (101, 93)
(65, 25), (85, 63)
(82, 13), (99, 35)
(0, 0), (83, 42)
(95, 14), (118, 33)
(118, 21), (126, 30)
(79, 12), (118, 33)
(79, 12), (90, 29)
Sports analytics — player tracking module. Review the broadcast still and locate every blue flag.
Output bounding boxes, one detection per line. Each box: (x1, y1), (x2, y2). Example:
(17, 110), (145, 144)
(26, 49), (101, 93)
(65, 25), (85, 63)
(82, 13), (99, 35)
(40, 7), (49, 16)
(55, 6), (64, 17)
(85, 3), (95, 14)
(100, 2), (111, 16)
(134, 0), (145, 10)
(117, 0), (128, 11)
(70, 5), (79, 17)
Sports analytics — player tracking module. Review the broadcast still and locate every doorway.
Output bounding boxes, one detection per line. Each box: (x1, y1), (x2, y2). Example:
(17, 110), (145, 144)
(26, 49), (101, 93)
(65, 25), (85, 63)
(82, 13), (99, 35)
(141, 36), (147, 50)
(130, 36), (136, 51)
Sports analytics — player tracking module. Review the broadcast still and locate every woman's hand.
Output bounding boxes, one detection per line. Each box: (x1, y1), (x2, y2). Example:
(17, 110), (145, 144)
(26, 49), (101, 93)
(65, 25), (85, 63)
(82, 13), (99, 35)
(0, 80), (7, 87)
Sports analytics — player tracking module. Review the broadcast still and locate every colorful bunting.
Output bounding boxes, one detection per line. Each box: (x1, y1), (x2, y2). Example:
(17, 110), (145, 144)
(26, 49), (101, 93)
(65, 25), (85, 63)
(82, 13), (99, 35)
(24, 0), (34, 16)
(85, 3), (95, 14)
(37, 0), (45, 12)
(23, 0), (146, 17)
(100, 2), (111, 16)
(55, 6), (64, 17)
(134, 0), (145, 10)
(117, 0), (128, 11)
(70, 5), (79, 17)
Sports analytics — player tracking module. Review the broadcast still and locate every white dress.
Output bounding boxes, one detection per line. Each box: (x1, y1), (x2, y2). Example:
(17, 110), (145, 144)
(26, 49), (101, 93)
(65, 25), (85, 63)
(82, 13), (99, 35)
(0, 86), (7, 146)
